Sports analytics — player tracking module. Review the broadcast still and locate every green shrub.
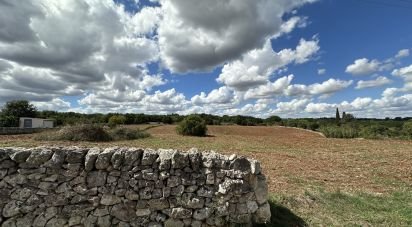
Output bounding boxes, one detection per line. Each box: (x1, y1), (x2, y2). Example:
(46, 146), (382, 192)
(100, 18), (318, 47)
(108, 115), (126, 128)
(176, 115), (208, 136)
(402, 120), (412, 138)
(0, 115), (18, 127)
(296, 121), (308, 129)
(109, 127), (150, 140)
(35, 124), (112, 141)
(308, 122), (320, 131)
(319, 125), (359, 138)
(360, 124), (389, 139)
(35, 124), (152, 142)
(265, 115), (282, 125)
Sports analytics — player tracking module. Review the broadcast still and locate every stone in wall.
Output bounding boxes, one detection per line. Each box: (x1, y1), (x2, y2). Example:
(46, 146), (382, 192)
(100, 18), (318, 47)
(0, 146), (271, 226)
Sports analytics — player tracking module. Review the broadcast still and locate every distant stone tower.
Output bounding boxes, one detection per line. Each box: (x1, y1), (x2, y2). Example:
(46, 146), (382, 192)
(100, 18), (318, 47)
(336, 108), (341, 121)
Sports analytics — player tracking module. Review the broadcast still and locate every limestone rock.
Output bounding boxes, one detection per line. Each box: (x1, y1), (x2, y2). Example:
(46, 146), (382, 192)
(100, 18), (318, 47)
(247, 200), (259, 213)
(66, 148), (87, 163)
(87, 170), (107, 187)
(135, 208), (151, 217)
(167, 176), (180, 187)
(16, 214), (35, 226)
(26, 149), (53, 165)
(2, 200), (22, 217)
(97, 215), (112, 227)
(111, 149), (124, 169)
(9, 149), (31, 163)
(188, 148), (202, 171)
(0, 148), (10, 161)
(125, 190), (139, 200)
(148, 198), (169, 210)
(43, 149), (65, 169)
(255, 175), (268, 205)
(193, 207), (212, 220)
(230, 156), (251, 173)
(250, 159), (261, 174)
(1, 218), (16, 227)
(157, 149), (174, 170)
(0, 169), (7, 179)
(254, 202), (271, 223)
(46, 217), (68, 227)
(100, 194), (121, 205)
(123, 148), (143, 168)
(171, 208), (192, 219)
(84, 147), (100, 171)
(164, 219), (185, 227)
(171, 152), (188, 169)
(95, 148), (115, 169)
(68, 216), (82, 226)
(141, 149), (158, 166)
(10, 188), (32, 201)
(111, 202), (137, 222)
(181, 194), (204, 209)
(0, 160), (15, 169)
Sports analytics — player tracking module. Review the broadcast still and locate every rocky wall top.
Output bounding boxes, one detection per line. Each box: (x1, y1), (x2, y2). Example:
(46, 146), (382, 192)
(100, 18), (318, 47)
(0, 146), (270, 227)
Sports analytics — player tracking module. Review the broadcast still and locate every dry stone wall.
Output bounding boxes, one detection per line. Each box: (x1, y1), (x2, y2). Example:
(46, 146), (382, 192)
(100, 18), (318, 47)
(0, 147), (271, 227)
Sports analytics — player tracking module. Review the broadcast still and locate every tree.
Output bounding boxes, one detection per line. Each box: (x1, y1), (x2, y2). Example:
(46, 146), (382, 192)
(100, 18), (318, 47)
(343, 113), (355, 122)
(1, 100), (37, 118)
(176, 115), (207, 136)
(265, 115), (282, 125)
(336, 108), (341, 121)
(0, 100), (37, 127)
(108, 115), (126, 128)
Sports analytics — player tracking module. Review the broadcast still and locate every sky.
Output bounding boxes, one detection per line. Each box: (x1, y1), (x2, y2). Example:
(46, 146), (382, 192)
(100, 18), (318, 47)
(0, 0), (411, 118)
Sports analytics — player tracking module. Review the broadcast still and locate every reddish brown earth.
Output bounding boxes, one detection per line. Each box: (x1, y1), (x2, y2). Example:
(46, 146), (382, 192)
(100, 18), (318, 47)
(1, 125), (411, 194)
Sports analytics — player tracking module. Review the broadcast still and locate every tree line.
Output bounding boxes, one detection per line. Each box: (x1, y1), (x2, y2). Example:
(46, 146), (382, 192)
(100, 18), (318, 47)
(1, 100), (411, 139)
(0, 100), (280, 127)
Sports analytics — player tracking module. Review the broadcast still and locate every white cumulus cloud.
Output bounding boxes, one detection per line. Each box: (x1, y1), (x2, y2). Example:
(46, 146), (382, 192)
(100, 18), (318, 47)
(355, 76), (392, 89)
(345, 58), (380, 76)
(217, 38), (320, 91)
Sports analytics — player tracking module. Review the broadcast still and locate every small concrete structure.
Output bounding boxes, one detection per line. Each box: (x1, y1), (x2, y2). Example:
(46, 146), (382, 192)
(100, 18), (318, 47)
(19, 117), (54, 128)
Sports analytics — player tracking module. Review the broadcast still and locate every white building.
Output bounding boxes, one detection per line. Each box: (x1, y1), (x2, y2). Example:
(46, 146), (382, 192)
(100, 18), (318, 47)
(19, 118), (54, 129)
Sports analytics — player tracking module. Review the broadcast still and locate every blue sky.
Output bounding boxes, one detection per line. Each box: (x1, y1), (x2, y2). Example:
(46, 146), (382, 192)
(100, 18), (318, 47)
(0, 0), (411, 118)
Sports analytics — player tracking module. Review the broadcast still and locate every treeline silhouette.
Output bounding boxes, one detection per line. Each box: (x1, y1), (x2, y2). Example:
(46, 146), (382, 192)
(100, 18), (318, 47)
(1, 100), (411, 139)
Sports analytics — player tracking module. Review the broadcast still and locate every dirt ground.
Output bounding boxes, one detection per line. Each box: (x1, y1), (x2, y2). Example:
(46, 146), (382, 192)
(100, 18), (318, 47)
(1, 125), (410, 195)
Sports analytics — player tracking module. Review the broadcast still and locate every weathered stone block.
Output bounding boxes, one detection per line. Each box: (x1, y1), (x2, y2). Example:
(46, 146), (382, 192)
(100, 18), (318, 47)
(135, 208), (151, 217)
(84, 147), (100, 171)
(26, 149), (53, 165)
(254, 202), (271, 223)
(111, 149), (124, 170)
(10, 188), (32, 201)
(170, 207), (192, 219)
(164, 219), (184, 227)
(2, 200), (22, 217)
(141, 149), (158, 166)
(66, 148), (87, 163)
(111, 202), (137, 222)
(95, 148), (115, 170)
(171, 152), (188, 169)
(100, 194), (121, 205)
(86, 170), (107, 188)
(193, 207), (212, 220)
(9, 149), (31, 163)
(148, 198), (169, 210)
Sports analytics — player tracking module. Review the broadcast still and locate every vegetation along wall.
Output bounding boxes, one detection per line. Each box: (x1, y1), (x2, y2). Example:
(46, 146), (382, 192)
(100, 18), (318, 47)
(0, 147), (270, 226)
